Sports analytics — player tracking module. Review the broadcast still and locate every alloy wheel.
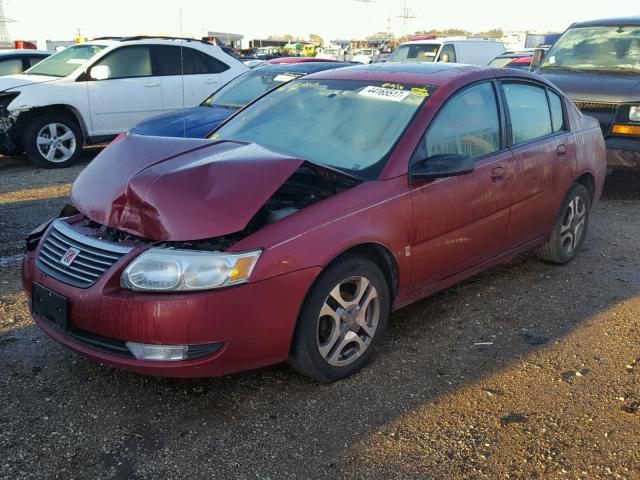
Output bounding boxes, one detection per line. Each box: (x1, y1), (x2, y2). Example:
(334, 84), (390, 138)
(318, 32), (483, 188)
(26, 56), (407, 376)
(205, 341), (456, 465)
(36, 123), (77, 163)
(559, 195), (586, 255)
(316, 276), (380, 367)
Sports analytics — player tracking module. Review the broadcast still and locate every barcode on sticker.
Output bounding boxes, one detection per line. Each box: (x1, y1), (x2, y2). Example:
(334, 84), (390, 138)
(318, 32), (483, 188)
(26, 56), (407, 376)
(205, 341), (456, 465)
(359, 86), (411, 102)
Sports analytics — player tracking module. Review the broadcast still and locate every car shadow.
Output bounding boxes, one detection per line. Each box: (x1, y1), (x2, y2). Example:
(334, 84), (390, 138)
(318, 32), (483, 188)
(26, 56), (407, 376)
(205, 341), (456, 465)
(0, 145), (103, 172)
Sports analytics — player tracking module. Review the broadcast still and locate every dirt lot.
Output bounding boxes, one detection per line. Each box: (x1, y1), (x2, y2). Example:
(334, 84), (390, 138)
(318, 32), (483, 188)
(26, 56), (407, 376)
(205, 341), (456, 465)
(1, 152), (639, 480)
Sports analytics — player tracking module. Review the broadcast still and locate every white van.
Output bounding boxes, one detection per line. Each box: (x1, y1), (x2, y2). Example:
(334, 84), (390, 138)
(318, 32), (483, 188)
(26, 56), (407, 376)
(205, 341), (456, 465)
(386, 39), (505, 66)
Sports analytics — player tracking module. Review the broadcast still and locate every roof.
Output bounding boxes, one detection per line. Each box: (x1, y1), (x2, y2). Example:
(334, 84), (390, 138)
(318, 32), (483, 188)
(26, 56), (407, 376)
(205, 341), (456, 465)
(0, 49), (50, 56)
(268, 57), (344, 64)
(306, 62), (484, 86)
(400, 39), (503, 45)
(571, 16), (640, 28)
(259, 61), (350, 74)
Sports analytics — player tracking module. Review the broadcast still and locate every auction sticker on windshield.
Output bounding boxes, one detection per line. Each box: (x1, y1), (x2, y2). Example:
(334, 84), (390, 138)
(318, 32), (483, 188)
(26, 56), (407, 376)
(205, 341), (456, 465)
(359, 85), (411, 102)
(274, 73), (303, 82)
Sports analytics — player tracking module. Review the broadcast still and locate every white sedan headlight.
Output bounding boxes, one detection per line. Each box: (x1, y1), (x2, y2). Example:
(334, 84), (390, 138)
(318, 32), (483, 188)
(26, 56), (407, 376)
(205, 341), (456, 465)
(629, 106), (640, 122)
(121, 248), (261, 292)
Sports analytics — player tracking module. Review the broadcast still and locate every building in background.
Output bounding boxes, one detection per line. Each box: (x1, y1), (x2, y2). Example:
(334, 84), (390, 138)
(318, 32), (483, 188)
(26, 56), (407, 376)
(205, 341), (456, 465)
(206, 31), (243, 50)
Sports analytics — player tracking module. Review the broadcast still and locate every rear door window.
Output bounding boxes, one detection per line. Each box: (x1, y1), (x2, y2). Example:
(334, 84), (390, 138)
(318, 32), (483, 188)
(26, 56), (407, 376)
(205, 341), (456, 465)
(152, 45), (182, 76)
(503, 83), (552, 144)
(151, 45), (230, 75)
(27, 56), (45, 67)
(425, 82), (501, 159)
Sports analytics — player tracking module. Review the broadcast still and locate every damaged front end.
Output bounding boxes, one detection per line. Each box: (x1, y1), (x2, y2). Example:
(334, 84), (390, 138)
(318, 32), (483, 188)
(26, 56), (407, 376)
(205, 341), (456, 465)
(70, 134), (360, 243)
(163, 163), (360, 252)
(0, 92), (22, 155)
(34, 135), (359, 290)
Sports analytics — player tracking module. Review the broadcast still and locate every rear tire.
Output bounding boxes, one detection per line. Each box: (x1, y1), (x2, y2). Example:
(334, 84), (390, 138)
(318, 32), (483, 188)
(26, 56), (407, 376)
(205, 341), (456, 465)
(535, 183), (591, 264)
(23, 113), (83, 168)
(288, 255), (390, 382)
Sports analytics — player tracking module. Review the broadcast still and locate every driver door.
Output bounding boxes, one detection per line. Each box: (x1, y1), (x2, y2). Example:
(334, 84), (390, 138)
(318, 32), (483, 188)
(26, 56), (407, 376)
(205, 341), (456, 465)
(86, 46), (163, 136)
(410, 81), (514, 292)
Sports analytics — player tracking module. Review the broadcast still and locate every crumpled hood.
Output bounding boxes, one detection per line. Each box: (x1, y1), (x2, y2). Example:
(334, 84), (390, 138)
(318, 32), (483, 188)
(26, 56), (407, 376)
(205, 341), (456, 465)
(0, 74), (59, 93)
(129, 105), (236, 139)
(537, 70), (640, 103)
(71, 135), (305, 241)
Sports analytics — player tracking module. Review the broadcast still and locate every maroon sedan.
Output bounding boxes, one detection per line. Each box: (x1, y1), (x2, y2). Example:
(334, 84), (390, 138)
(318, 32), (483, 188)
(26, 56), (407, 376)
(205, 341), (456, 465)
(22, 63), (606, 381)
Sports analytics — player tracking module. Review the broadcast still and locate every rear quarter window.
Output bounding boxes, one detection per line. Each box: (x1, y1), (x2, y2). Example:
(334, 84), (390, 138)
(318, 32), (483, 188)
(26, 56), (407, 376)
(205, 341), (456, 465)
(185, 48), (230, 74)
(548, 90), (565, 133)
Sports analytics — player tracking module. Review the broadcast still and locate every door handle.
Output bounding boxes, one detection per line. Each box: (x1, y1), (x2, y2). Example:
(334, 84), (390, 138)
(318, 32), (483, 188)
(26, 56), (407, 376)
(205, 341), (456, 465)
(490, 166), (505, 182)
(556, 144), (566, 157)
(205, 79), (218, 85)
(144, 81), (160, 88)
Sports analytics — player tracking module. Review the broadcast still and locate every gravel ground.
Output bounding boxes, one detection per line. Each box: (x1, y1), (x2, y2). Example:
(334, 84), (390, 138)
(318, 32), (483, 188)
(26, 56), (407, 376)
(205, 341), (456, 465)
(1, 153), (639, 479)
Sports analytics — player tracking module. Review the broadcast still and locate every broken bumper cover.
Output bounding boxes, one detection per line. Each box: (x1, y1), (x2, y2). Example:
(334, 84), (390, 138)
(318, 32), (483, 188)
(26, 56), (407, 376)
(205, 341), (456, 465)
(0, 129), (19, 155)
(0, 111), (20, 155)
(22, 249), (321, 378)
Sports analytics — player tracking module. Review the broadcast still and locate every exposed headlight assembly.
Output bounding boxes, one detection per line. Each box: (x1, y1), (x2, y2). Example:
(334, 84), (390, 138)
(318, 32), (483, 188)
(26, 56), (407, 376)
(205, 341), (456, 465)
(629, 106), (640, 123)
(0, 92), (19, 112)
(121, 248), (261, 292)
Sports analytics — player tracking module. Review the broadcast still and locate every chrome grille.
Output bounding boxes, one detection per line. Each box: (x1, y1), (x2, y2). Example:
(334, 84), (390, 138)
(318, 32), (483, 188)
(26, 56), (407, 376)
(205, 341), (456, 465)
(36, 220), (132, 288)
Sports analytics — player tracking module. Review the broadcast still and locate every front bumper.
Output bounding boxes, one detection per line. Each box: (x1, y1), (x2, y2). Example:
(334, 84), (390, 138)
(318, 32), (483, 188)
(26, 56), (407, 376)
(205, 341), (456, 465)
(22, 248), (321, 378)
(575, 106), (640, 167)
(604, 138), (640, 168)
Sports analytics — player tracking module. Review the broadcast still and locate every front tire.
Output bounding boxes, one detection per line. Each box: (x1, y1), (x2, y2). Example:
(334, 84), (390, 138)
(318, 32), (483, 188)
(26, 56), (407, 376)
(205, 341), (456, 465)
(535, 183), (591, 264)
(23, 114), (83, 168)
(288, 255), (390, 382)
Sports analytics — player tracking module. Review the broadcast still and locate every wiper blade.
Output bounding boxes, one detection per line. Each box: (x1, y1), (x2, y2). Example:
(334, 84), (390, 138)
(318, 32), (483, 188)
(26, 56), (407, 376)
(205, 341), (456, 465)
(540, 65), (584, 73)
(24, 72), (62, 77)
(214, 104), (241, 110)
(586, 67), (640, 75)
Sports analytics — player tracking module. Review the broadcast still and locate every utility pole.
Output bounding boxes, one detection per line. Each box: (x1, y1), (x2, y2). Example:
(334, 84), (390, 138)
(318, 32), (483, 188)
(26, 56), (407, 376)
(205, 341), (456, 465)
(0, 0), (15, 42)
(396, 0), (417, 36)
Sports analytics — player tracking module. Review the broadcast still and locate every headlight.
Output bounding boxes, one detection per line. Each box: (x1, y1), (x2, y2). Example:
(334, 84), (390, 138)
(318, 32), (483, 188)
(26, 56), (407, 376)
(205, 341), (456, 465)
(629, 106), (640, 123)
(121, 248), (261, 292)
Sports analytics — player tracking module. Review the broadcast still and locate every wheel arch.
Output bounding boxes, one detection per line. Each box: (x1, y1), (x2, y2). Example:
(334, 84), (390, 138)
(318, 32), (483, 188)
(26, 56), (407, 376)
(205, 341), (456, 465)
(323, 242), (400, 304)
(574, 171), (596, 203)
(16, 104), (88, 140)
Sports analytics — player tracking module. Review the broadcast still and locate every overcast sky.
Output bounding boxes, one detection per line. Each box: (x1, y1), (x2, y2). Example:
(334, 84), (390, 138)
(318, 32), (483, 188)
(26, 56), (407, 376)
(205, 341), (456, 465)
(5, 0), (637, 43)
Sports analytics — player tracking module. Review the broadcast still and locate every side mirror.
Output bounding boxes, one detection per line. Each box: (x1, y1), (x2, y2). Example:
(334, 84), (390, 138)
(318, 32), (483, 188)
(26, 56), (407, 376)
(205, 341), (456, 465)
(409, 153), (474, 183)
(529, 48), (546, 71)
(89, 65), (111, 81)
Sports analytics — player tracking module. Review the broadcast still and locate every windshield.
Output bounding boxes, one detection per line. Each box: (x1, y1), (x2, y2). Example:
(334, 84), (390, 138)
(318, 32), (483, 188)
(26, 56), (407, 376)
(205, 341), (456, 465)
(203, 70), (303, 109)
(541, 25), (640, 73)
(26, 44), (107, 77)
(488, 56), (515, 68)
(211, 79), (432, 179)
(387, 43), (440, 63)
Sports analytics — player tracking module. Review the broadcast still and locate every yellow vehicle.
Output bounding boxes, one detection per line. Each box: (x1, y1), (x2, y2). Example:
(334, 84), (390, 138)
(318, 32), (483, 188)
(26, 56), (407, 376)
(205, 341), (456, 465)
(302, 44), (317, 57)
